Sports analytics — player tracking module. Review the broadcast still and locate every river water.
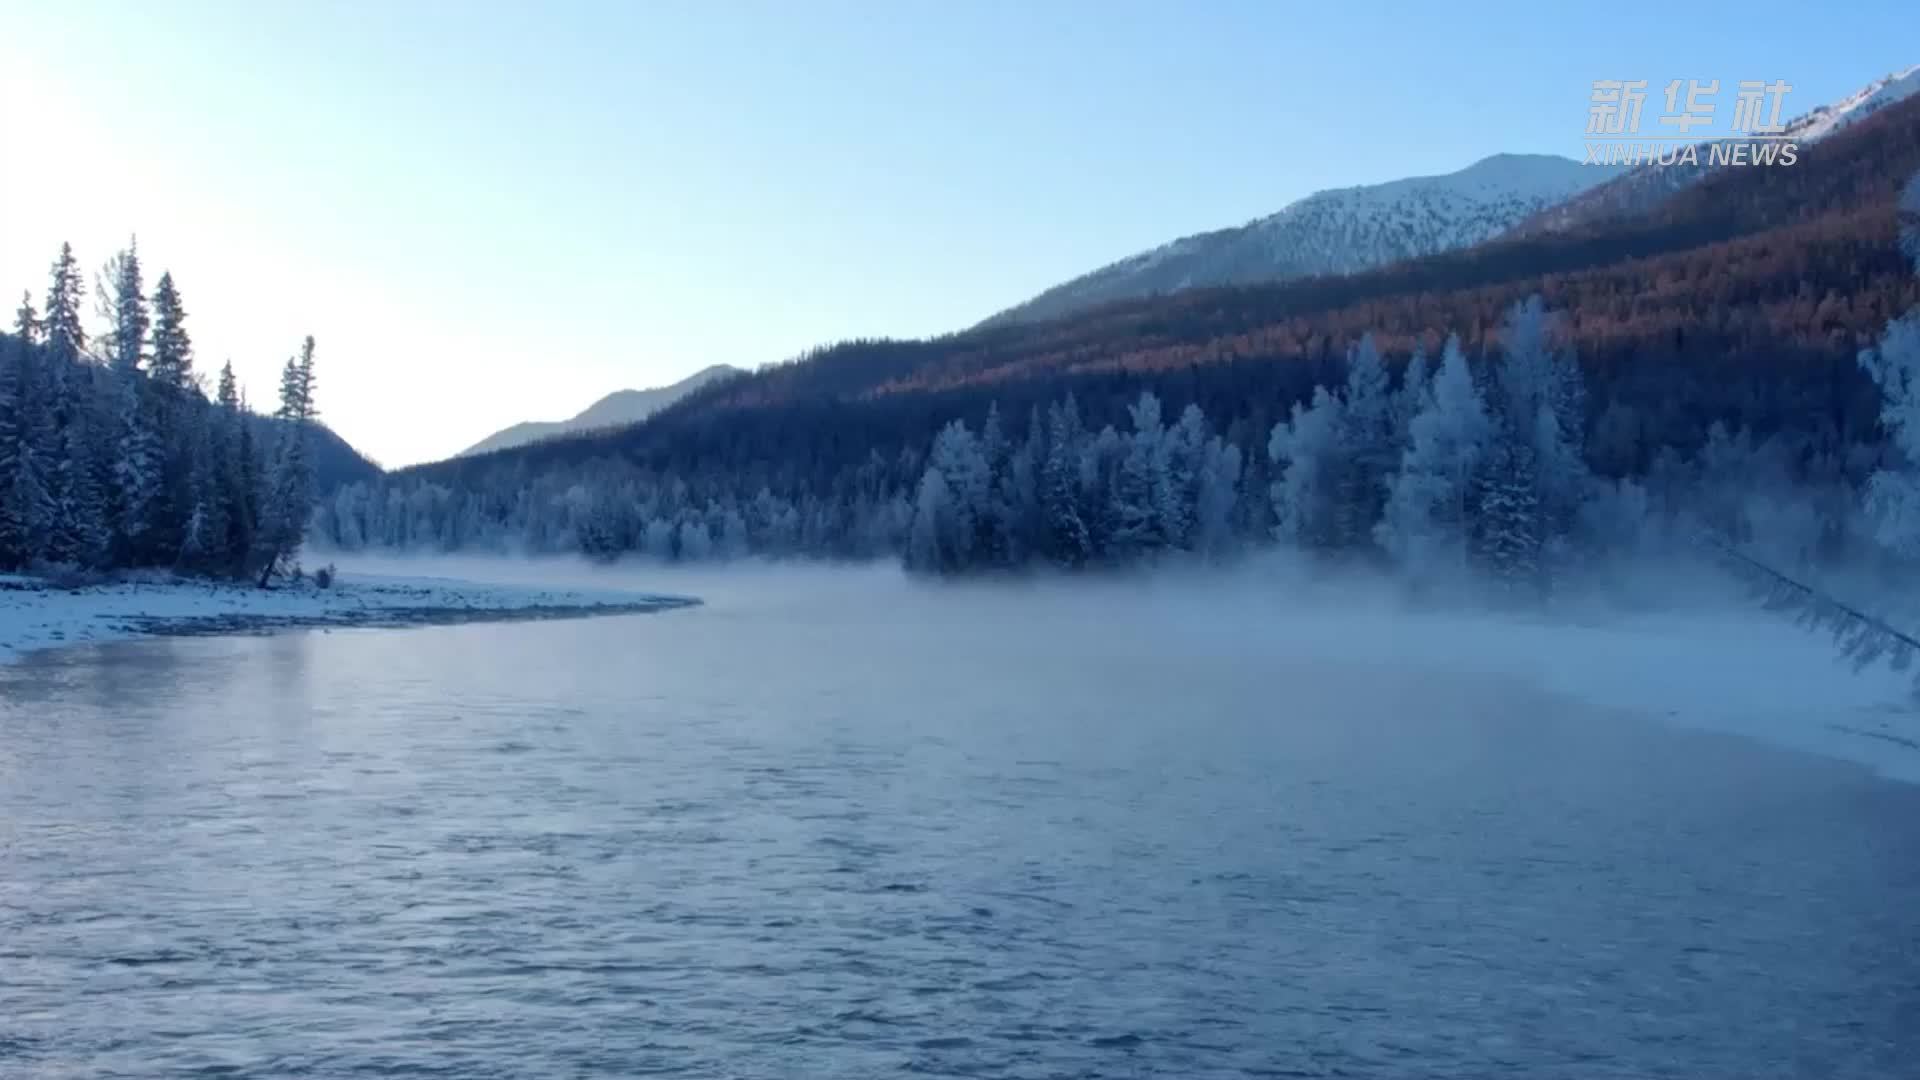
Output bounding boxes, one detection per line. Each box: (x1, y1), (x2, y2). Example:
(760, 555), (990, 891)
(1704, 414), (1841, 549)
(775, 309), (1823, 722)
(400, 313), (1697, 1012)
(3, 567), (1917, 1077)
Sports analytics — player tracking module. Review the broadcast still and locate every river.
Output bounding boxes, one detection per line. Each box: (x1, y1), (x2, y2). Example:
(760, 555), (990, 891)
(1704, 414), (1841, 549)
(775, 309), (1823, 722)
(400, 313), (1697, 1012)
(3, 565), (1917, 1077)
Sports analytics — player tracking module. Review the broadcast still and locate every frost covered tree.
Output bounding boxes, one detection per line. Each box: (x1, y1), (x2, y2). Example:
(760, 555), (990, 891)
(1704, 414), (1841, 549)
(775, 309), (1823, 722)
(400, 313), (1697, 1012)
(1377, 334), (1491, 577)
(0, 241), (324, 579)
(108, 367), (160, 559)
(209, 363), (255, 572)
(907, 465), (957, 571)
(1193, 430), (1243, 559)
(97, 241), (149, 374)
(1108, 391), (1166, 557)
(42, 243), (86, 368)
(1333, 334), (1394, 549)
(976, 404), (1018, 567)
(677, 517), (712, 560)
(1157, 403), (1208, 551)
(1389, 343), (1430, 449)
(1471, 426), (1542, 588)
(0, 331), (55, 568)
(13, 291), (40, 344)
(1043, 395), (1093, 567)
(148, 273), (193, 392)
(1859, 332), (1920, 553)
(1705, 172), (1920, 695)
(48, 387), (109, 568)
(1857, 176), (1920, 557)
(1269, 385), (1345, 549)
(906, 418), (990, 572)
(1269, 335), (1397, 554)
(258, 336), (318, 584)
(149, 272), (196, 549)
(94, 243), (162, 561)
(1486, 296), (1589, 574)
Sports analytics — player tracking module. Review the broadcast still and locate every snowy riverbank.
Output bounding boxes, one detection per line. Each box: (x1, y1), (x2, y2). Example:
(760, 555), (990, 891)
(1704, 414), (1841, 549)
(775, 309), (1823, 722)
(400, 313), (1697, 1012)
(0, 571), (698, 664)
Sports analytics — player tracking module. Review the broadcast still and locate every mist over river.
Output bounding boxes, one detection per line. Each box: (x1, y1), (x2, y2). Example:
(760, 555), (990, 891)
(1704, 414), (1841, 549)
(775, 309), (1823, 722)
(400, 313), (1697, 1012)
(3, 562), (1918, 1077)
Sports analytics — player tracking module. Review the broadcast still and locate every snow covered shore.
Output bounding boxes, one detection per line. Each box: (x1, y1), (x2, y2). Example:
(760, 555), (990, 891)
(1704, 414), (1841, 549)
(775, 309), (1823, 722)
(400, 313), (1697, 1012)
(0, 571), (698, 664)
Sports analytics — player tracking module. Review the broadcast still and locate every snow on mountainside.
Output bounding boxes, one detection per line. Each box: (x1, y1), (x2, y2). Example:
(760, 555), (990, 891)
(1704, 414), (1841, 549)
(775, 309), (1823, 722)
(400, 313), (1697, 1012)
(982, 154), (1618, 327)
(1511, 65), (1920, 237)
(459, 364), (743, 458)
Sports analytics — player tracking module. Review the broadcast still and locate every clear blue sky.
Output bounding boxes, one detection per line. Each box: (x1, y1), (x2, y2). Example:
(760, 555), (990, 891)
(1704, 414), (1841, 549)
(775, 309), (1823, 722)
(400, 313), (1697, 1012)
(1, 1), (1912, 465)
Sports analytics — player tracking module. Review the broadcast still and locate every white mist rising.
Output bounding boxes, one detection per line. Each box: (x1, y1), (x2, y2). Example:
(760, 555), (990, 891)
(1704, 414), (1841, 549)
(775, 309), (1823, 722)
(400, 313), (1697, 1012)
(329, 549), (1920, 784)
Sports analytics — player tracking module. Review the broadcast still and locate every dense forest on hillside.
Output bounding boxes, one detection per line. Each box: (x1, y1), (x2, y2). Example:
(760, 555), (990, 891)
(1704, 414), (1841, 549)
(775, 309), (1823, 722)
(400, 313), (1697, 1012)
(312, 97), (1920, 601)
(0, 242), (329, 582)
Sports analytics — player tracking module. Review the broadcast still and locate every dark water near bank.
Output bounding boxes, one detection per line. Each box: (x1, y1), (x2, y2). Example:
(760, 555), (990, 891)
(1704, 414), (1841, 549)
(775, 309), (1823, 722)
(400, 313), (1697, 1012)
(3, 572), (1919, 1077)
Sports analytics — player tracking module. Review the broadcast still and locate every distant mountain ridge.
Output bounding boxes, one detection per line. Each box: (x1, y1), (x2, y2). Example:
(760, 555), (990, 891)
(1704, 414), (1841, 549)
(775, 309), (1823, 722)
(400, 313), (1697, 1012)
(1509, 65), (1920, 237)
(459, 365), (743, 457)
(982, 153), (1621, 327)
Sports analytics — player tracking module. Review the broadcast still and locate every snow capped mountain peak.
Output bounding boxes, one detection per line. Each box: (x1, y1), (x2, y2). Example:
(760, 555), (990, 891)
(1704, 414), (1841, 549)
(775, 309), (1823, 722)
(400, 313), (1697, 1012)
(984, 153), (1616, 328)
(1784, 64), (1920, 142)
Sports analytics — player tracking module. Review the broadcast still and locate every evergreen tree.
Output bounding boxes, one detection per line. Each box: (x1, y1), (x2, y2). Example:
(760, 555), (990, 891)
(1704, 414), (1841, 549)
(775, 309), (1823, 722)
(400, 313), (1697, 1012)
(1491, 296), (1589, 570)
(1333, 334), (1394, 549)
(258, 337), (318, 584)
(41, 243), (86, 367)
(0, 337), (23, 567)
(178, 413), (224, 572)
(1108, 392), (1165, 557)
(0, 337), (54, 567)
(1194, 432), (1243, 559)
(1043, 395), (1092, 566)
(13, 291), (40, 344)
(211, 362), (251, 573)
(145, 271), (197, 558)
(1471, 415), (1543, 590)
(148, 272), (193, 391)
(1269, 385), (1344, 549)
(234, 395), (262, 572)
(99, 241), (149, 375)
(48, 379), (109, 569)
(907, 465), (957, 572)
(908, 419), (989, 573)
(1157, 403), (1207, 551)
(1389, 343), (1430, 448)
(977, 403), (1018, 566)
(1377, 334), (1491, 578)
(109, 370), (161, 560)
(1858, 271), (1920, 556)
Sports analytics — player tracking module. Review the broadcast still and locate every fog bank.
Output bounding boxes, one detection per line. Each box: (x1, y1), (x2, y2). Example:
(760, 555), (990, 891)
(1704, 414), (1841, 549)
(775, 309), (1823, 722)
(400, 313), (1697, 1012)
(330, 552), (1920, 783)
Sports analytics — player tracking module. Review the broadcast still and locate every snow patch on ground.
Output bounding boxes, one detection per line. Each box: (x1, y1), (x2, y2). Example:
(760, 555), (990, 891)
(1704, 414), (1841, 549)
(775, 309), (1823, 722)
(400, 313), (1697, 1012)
(0, 571), (697, 665)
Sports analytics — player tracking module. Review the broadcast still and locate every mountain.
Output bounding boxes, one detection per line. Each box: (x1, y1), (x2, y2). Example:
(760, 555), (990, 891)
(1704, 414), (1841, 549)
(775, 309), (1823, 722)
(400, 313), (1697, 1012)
(301, 421), (383, 492)
(1511, 65), (1920, 237)
(427, 84), (1920, 476)
(342, 85), (1920, 570)
(459, 364), (743, 457)
(982, 153), (1619, 327)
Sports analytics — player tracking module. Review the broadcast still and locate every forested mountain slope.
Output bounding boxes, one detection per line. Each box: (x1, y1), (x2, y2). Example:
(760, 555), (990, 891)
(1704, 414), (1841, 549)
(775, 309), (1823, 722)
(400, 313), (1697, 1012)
(398, 89), (1920, 486)
(325, 93), (1920, 576)
(458, 364), (743, 457)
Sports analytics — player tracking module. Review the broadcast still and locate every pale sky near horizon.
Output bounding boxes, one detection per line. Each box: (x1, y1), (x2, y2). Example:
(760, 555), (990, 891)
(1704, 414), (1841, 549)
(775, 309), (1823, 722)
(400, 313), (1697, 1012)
(1, 2), (1913, 466)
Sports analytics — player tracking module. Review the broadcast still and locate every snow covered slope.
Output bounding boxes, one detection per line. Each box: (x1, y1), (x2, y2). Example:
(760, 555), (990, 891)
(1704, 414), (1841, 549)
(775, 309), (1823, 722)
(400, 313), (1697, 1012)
(459, 364), (742, 458)
(1512, 65), (1920, 237)
(983, 153), (1616, 327)
(0, 572), (696, 664)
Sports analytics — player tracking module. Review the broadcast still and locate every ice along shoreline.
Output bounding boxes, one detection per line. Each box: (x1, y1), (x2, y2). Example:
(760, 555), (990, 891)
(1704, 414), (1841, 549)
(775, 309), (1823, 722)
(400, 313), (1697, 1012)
(0, 572), (699, 664)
